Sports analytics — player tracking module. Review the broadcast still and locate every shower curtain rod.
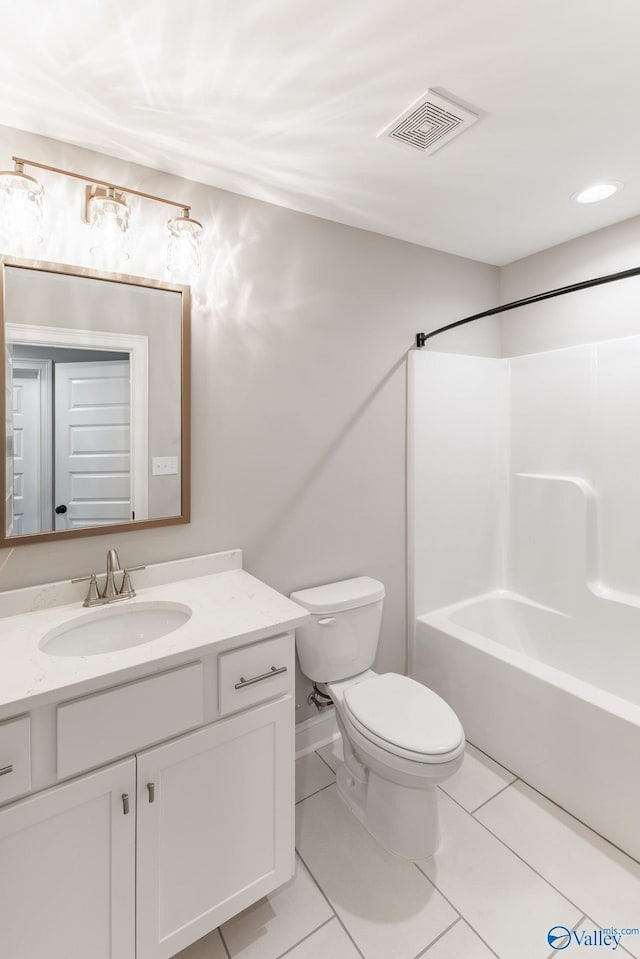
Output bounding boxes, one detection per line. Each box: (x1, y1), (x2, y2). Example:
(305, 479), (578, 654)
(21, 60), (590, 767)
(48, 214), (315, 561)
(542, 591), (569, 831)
(415, 263), (640, 348)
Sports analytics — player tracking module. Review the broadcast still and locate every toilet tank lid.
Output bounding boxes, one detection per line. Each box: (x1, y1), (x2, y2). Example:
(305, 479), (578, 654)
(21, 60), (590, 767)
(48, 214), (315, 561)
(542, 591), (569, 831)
(290, 576), (385, 613)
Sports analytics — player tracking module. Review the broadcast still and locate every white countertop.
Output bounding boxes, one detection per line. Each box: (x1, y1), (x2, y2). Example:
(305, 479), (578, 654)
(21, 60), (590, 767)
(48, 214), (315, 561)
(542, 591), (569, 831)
(0, 552), (309, 719)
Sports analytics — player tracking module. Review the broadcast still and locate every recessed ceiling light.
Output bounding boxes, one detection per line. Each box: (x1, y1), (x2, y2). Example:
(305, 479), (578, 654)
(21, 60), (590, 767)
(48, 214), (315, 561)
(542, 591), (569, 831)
(573, 182), (623, 204)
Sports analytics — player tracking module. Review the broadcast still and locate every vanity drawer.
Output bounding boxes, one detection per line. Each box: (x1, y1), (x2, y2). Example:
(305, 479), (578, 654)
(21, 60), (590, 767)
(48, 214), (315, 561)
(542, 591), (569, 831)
(219, 634), (292, 715)
(57, 662), (204, 779)
(0, 715), (31, 804)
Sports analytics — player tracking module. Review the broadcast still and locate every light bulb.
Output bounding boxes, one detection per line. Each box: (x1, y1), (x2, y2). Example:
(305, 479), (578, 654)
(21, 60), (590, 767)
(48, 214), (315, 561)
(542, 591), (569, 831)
(0, 163), (44, 246)
(167, 210), (203, 282)
(88, 187), (130, 262)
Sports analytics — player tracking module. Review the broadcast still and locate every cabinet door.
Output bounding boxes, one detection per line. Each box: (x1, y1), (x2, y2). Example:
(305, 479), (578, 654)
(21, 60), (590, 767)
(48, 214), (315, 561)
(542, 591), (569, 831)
(136, 696), (294, 959)
(0, 757), (136, 959)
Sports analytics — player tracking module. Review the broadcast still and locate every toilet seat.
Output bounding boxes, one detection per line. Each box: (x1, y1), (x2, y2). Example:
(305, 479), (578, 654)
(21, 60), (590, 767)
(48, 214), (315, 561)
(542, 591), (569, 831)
(343, 673), (464, 764)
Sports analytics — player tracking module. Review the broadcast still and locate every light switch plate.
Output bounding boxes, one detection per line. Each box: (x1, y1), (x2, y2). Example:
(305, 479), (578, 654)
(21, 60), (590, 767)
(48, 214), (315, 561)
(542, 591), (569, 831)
(152, 456), (179, 476)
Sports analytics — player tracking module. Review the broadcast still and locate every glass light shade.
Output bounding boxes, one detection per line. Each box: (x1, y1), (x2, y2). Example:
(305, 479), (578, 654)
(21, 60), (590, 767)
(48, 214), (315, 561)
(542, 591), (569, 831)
(0, 170), (44, 245)
(167, 213), (203, 282)
(88, 190), (130, 261)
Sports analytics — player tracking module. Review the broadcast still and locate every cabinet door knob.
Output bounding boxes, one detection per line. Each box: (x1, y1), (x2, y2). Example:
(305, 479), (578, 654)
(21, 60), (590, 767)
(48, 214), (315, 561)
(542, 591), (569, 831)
(122, 793), (130, 815)
(147, 782), (155, 803)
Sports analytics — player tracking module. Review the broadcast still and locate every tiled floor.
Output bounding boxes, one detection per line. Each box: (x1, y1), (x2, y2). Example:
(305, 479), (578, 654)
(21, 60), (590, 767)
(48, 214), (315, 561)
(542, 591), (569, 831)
(176, 739), (640, 959)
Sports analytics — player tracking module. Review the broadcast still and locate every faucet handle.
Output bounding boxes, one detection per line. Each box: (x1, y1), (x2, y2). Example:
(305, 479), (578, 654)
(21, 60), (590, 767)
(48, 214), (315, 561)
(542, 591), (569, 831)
(71, 573), (101, 607)
(119, 565), (146, 599)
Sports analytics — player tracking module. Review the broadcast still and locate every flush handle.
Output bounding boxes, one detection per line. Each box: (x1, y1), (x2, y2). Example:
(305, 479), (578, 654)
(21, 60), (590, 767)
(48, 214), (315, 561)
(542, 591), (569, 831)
(318, 617), (336, 626)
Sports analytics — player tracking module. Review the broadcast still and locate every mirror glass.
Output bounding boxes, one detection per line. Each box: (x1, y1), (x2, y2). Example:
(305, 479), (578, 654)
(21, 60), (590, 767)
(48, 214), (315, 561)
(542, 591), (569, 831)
(1, 258), (190, 545)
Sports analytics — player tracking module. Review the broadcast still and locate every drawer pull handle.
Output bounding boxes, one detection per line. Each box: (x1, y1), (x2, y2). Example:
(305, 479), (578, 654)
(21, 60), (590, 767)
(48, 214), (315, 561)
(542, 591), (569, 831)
(0, 764), (13, 777)
(122, 793), (130, 815)
(235, 665), (288, 690)
(147, 782), (155, 803)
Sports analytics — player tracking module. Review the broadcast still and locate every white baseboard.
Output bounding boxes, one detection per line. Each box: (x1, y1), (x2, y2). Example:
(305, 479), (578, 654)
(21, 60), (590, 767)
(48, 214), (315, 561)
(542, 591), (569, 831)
(295, 709), (339, 758)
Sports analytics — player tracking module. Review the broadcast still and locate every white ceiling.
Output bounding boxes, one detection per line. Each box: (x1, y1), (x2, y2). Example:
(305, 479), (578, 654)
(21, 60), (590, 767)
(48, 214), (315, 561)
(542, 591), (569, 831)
(0, 0), (639, 265)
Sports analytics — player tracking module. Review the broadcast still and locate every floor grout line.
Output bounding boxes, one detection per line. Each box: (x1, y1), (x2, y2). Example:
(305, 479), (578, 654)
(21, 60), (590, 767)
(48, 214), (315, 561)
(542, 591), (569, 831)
(295, 846), (366, 959)
(218, 925), (232, 959)
(465, 738), (517, 778)
(469, 783), (640, 916)
(437, 788), (590, 924)
(295, 780), (335, 806)
(456, 918), (502, 959)
(411, 860), (501, 959)
(272, 915), (335, 959)
(495, 771), (640, 867)
(413, 916), (460, 958)
(314, 748), (338, 775)
(469, 778), (518, 815)
(465, 739), (640, 867)
(411, 847), (506, 957)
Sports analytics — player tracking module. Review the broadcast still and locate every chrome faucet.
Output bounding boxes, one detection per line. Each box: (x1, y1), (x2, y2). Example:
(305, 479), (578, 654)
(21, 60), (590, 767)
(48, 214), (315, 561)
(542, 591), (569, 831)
(72, 549), (146, 607)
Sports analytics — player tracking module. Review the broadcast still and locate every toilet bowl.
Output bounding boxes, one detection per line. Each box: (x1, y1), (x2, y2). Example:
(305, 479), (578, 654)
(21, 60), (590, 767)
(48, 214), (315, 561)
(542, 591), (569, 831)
(291, 577), (465, 859)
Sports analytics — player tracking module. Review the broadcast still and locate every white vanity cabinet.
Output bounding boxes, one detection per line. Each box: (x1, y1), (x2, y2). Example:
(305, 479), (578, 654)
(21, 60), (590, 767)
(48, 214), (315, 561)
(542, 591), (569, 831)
(137, 696), (293, 959)
(0, 757), (136, 959)
(0, 630), (296, 959)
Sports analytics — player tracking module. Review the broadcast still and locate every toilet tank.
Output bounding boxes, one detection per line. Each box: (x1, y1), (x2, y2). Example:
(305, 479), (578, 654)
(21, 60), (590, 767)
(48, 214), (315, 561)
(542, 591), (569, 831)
(290, 577), (385, 683)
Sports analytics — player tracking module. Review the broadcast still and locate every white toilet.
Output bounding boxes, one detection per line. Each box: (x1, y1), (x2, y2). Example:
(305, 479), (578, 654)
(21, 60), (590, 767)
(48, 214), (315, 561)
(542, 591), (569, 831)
(291, 576), (465, 860)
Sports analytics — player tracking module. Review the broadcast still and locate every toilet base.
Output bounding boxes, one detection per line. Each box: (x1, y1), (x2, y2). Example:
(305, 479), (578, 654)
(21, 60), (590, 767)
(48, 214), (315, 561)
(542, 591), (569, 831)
(335, 759), (440, 860)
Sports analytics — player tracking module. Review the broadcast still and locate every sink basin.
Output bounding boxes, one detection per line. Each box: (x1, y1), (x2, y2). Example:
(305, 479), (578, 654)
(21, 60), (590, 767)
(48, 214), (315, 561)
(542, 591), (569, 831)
(40, 601), (192, 657)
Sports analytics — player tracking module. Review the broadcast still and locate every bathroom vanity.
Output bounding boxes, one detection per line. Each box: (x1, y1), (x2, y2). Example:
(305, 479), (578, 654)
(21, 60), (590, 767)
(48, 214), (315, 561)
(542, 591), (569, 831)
(0, 550), (308, 959)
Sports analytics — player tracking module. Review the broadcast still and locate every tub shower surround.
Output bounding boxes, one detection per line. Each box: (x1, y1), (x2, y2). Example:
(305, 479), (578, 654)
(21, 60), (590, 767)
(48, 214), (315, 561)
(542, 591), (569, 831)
(409, 342), (640, 860)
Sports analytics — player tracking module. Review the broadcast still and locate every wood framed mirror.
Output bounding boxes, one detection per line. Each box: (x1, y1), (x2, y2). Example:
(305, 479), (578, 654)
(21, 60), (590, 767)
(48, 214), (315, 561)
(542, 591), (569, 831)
(0, 257), (190, 546)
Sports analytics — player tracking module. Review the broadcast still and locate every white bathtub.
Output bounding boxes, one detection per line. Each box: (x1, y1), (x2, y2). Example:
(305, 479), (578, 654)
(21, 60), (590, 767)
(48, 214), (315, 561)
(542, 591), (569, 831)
(414, 590), (640, 860)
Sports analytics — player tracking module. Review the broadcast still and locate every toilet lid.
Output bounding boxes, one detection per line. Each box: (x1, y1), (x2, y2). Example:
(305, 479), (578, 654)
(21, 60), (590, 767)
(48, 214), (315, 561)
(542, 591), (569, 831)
(343, 673), (464, 758)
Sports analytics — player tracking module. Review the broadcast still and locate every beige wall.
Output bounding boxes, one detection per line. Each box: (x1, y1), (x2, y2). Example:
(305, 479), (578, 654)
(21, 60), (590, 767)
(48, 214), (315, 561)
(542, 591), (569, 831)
(0, 125), (499, 720)
(500, 214), (640, 356)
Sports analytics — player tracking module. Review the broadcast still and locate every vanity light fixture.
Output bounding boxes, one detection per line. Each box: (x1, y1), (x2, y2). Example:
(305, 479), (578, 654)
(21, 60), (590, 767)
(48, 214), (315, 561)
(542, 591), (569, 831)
(1, 155), (204, 278)
(0, 159), (44, 244)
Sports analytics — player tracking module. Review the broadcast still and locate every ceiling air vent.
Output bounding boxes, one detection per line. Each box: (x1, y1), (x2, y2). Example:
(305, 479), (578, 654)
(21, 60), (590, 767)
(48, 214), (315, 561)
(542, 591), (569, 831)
(379, 89), (479, 156)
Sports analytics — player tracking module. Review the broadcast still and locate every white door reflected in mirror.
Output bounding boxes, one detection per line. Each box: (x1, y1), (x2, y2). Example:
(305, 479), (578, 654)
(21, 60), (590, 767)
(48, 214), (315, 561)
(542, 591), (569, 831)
(8, 336), (146, 536)
(54, 358), (133, 531)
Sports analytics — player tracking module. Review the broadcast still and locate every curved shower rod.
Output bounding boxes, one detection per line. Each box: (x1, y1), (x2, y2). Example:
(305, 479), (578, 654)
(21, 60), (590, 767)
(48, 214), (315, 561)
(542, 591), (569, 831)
(415, 263), (640, 349)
